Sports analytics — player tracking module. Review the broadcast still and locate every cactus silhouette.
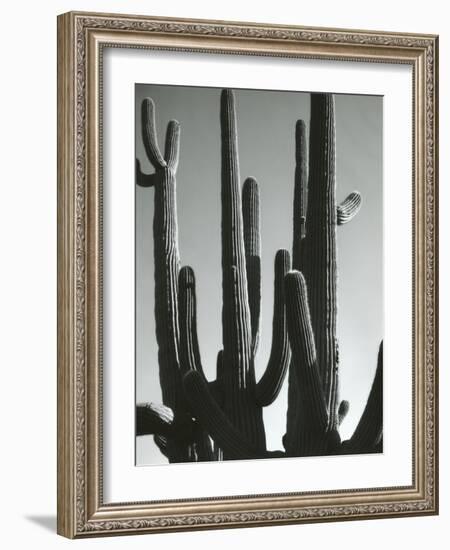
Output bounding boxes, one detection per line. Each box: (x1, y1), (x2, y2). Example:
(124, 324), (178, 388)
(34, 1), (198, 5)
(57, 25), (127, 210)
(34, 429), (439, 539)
(136, 88), (382, 462)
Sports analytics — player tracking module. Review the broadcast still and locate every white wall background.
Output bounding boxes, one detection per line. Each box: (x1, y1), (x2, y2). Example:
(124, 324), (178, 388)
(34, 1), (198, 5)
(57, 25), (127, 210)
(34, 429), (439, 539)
(0, 0), (446, 547)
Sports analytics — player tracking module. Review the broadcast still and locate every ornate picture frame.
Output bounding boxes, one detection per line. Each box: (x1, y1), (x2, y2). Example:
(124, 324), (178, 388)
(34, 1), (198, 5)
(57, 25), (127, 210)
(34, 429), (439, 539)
(57, 11), (438, 538)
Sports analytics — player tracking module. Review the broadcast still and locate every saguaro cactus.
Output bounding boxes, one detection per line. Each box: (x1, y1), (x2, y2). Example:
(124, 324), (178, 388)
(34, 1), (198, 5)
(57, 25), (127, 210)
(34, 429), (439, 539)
(136, 88), (382, 462)
(136, 98), (213, 462)
(283, 93), (381, 456)
(182, 90), (292, 459)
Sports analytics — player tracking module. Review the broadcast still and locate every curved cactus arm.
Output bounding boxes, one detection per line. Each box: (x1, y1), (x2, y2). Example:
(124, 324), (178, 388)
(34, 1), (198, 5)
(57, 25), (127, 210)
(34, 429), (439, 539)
(284, 271), (329, 455)
(293, 119), (308, 270)
(137, 402), (214, 460)
(285, 271), (328, 429)
(337, 191), (362, 225)
(178, 266), (205, 378)
(183, 370), (265, 460)
(338, 400), (350, 425)
(136, 402), (195, 440)
(220, 89), (253, 390)
(135, 159), (156, 188)
(141, 98), (167, 170)
(242, 176), (261, 355)
(164, 120), (181, 171)
(177, 265), (217, 461)
(136, 402), (174, 437)
(256, 249), (292, 406)
(342, 342), (383, 453)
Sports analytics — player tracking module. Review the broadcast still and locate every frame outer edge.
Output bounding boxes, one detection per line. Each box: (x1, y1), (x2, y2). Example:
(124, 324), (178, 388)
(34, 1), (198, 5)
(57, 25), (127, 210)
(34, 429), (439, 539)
(56, 10), (439, 537)
(430, 35), (438, 516)
(57, 12), (77, 539)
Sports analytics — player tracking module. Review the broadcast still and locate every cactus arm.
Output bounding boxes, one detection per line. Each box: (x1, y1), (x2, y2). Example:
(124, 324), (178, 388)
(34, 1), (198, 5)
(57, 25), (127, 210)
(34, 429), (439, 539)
(285, 271), (328, 429)
(141, 98), (167, 169)
(183, 370), (264, 460)
(337, 191), (362, 225)
(136, 402), (174, 437)
(177, 265), (217, 460)
(135, 159), (156, 188)
(136, 403), (195, 440)
(136, 402), (215, 460)
(242, 177), (261, 356)
(292, 119), (308, 270)
(342, 342), (383, 453)
(284, 271), (330, 455)
(220, 89), (253, 390)
(178, 266), (205, 378)
(255, 249), (292, 406)
(219, 90), (266, 454)
(140, 97), (190, 462)
(302, 93), (338, 413)
(164, 120), (181, 171)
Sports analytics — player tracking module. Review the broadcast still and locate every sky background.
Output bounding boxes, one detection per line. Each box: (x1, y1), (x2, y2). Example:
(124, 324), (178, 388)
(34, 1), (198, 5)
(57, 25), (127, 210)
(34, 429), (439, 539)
(135, 84), (383, 465)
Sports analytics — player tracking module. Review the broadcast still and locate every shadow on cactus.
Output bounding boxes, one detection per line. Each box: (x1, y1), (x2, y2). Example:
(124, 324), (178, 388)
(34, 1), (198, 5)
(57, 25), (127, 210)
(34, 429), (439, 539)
(136, 88), (383, 462)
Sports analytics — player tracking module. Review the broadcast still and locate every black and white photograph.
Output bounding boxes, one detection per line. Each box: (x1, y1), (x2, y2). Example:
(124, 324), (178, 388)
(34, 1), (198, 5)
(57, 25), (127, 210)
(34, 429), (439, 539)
(135, 84), (383, 466)
(53, 8), (438, 540)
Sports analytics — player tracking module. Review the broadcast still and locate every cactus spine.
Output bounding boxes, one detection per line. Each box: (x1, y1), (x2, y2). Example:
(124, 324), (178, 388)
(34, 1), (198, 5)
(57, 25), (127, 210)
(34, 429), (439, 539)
(137, 88), (382, 462)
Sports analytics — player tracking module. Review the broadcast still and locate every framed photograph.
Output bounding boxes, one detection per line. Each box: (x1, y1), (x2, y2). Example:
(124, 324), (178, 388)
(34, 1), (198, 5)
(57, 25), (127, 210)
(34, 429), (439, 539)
(57, 11), (439, 538)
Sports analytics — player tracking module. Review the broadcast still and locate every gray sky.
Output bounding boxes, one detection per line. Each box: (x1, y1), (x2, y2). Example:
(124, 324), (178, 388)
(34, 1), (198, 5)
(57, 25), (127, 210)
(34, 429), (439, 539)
(135, 84), (383, 465)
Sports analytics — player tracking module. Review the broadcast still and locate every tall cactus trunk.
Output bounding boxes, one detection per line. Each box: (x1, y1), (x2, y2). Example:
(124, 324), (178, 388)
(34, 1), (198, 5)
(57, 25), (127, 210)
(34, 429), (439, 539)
(140, 99), (213, 462)
(292, 119), (308, 270)
(284, 92), (373, 456)
(220, 90), (266, 455)
(153, 169), (189, 461)
(285, 119), (308, 452)
(242, 177), (261, 357)
(301, 94), (339, 428)
(181, 90), (290, 460)
(153, 166), (181, 408)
